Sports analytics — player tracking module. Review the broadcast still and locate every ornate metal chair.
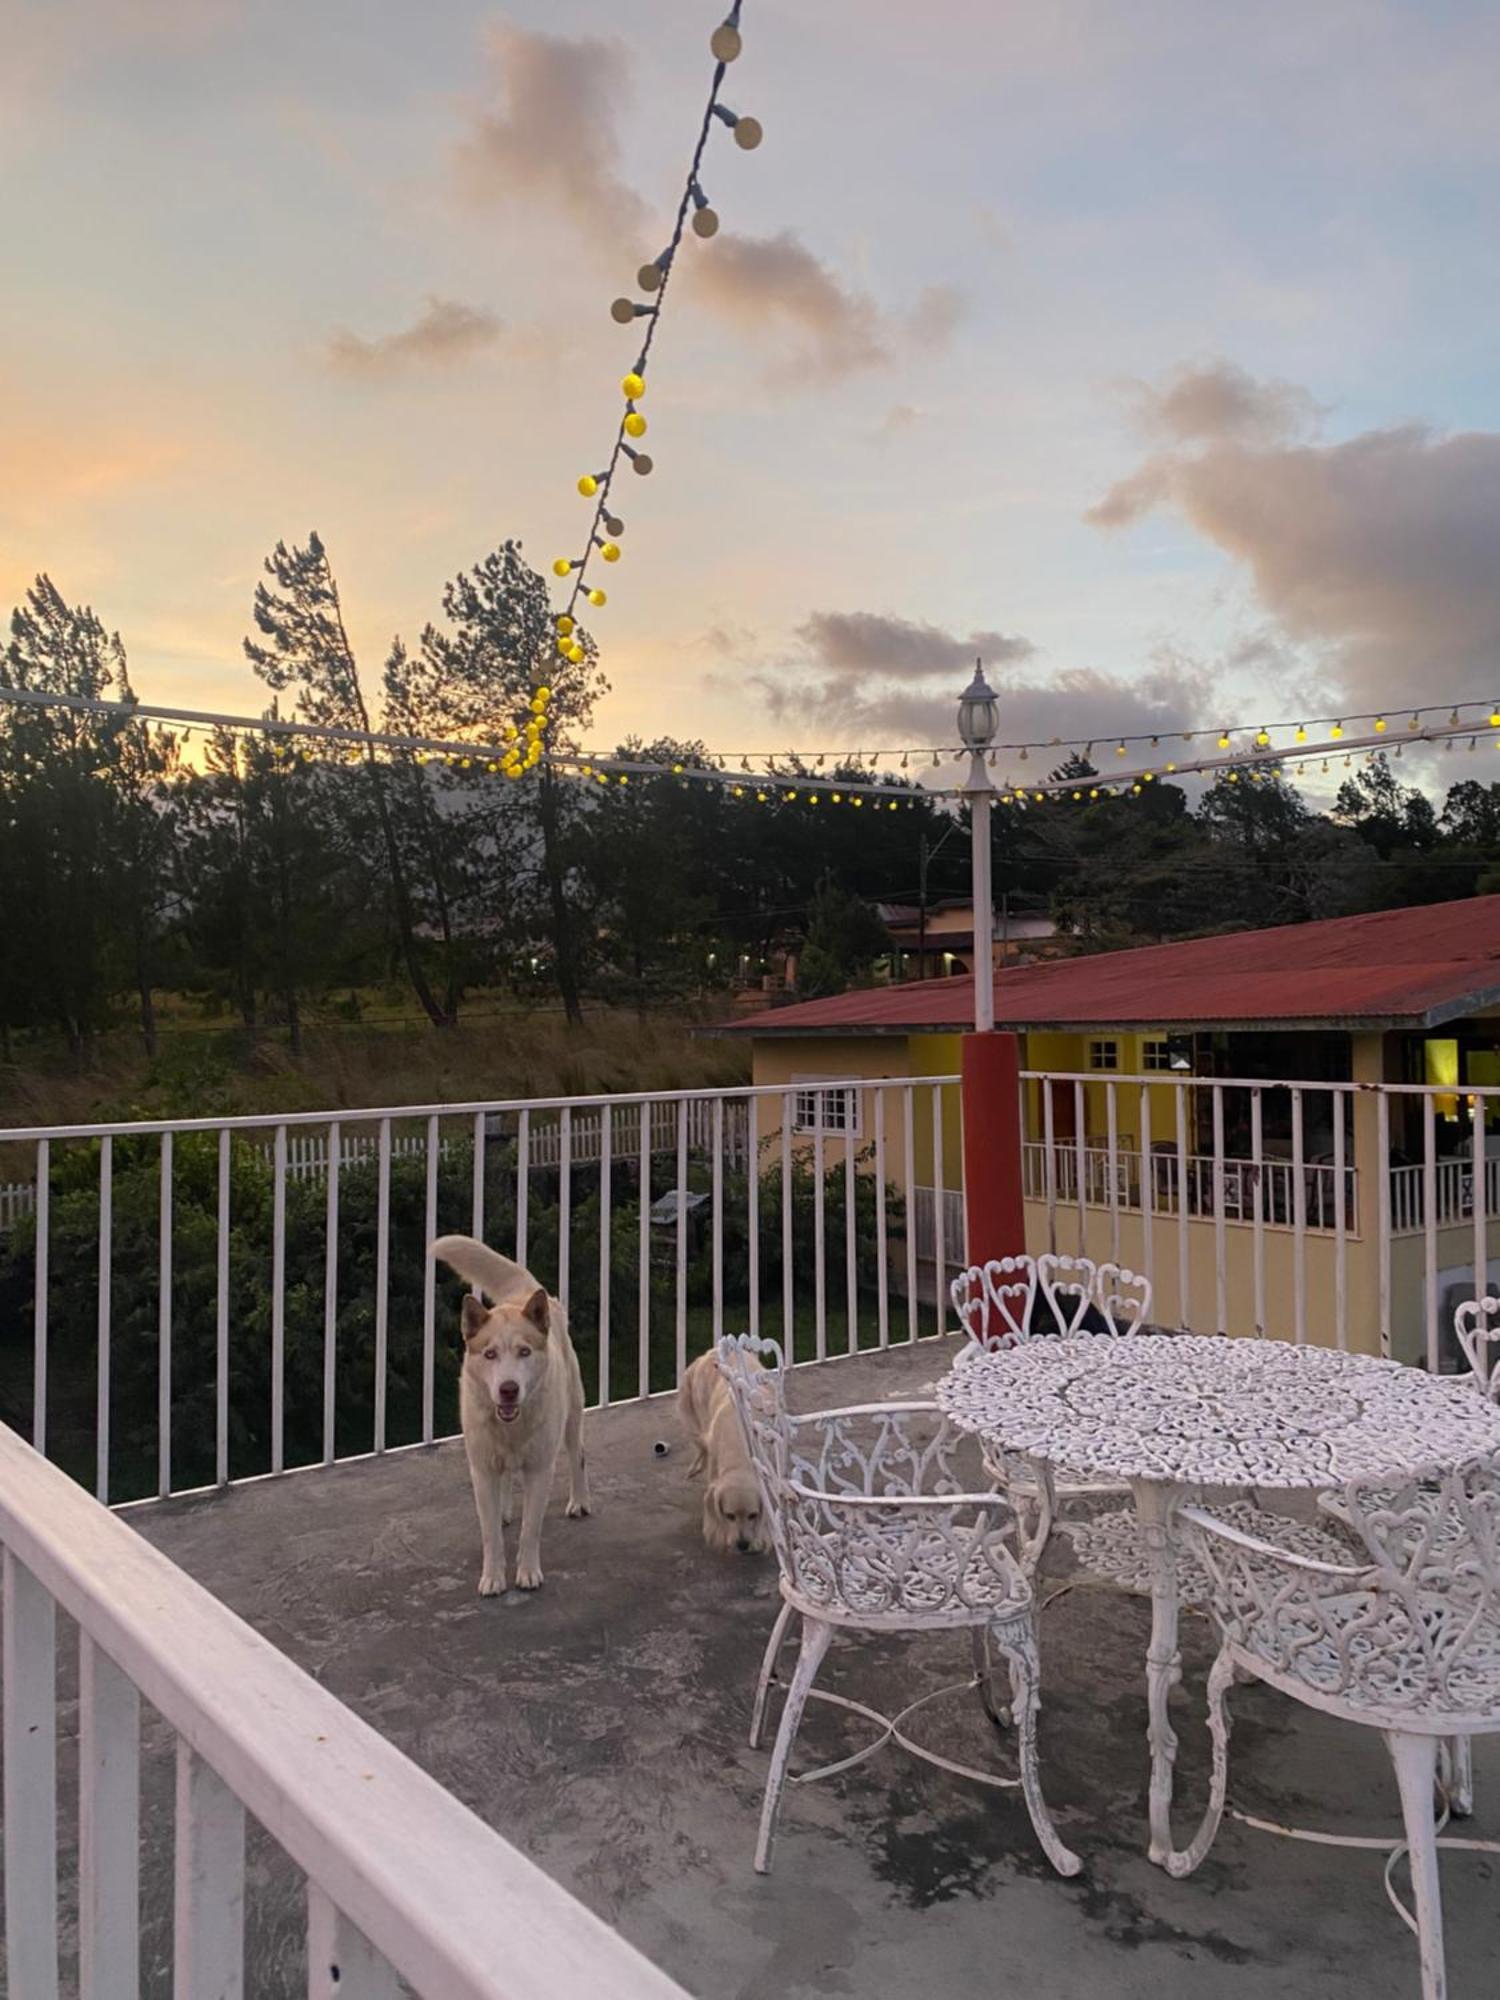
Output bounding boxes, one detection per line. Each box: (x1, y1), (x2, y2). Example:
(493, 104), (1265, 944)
(715, 1334), (1081, 1880)
(948, 1256), (1155, 1575)
(1454, 1295), (1500, 1400)
(1175, 1457), (1500, 2000)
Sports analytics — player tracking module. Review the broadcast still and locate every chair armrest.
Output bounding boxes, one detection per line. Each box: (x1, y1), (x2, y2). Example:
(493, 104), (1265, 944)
(1177, 1503), (1369, 1580)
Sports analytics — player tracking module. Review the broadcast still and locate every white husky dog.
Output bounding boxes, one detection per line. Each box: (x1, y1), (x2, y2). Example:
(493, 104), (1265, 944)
(431, 1235), (591, 1593)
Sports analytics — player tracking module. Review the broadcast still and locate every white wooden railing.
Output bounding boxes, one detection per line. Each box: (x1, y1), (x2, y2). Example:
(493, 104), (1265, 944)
(1021, 1142), (1357, 1233)
(0, 1422), (688, 2000)
(1388, 1154), (1500, 1233)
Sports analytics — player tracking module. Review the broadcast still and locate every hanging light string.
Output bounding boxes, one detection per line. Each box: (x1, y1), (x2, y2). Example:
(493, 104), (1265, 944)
(4, 683), (1499, 805)
(547, 3), (761, 680)
(563, 694), (1500, 774)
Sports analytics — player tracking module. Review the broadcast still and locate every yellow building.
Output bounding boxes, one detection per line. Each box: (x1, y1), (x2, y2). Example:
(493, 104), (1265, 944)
(724, 895), (1500, 1366)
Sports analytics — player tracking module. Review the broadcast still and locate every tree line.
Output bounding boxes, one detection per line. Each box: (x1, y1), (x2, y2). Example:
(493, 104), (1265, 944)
(4, 533), (1500, 1063)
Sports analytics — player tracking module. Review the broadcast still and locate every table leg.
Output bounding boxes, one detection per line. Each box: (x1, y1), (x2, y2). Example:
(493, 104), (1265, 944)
(1135, 1478), (1182, 1869)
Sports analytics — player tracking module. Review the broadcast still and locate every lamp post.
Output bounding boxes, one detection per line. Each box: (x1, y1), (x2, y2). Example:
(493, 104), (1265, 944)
(954, 659), (1027, 1278)
(956, 660), (1000, 1033)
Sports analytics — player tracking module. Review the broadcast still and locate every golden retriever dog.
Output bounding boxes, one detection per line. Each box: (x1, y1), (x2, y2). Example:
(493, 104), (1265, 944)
(431, 1234), (591, 1594)
(677, 1349), (770, 1555)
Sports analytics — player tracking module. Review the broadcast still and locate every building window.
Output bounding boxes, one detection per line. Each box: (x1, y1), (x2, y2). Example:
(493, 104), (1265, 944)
(792, 1081), (863, 1138)
(1142, 1039), (1172, 1072)
(1088, 1039), (1119, 1072)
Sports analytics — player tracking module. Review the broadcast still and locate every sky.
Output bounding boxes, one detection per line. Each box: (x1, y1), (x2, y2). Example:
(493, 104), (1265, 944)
(6, 0), (1500, 783)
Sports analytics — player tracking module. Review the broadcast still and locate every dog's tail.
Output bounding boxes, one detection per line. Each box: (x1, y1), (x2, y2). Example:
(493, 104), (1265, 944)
(431, 1234), (539, 1305)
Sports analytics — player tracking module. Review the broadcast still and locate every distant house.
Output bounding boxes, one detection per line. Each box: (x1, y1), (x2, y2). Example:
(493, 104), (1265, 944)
(874, 897), (1060, 981)
(722, 895), (1500, 1362)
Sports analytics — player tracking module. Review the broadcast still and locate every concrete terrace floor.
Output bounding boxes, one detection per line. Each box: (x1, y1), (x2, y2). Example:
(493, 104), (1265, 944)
(129, 1336), (1500, 2000)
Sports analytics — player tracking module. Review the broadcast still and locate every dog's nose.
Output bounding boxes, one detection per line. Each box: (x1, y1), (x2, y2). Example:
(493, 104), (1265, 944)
(736, 1537), (751, 1554)
(497, 1381), (520, 1403)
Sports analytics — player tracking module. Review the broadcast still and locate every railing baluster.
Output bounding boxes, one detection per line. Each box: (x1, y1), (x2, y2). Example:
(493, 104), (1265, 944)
(932, 1084), (947, 1335)
(783, 1091), (796, 1360)
(374, 1120), (391, 1453)
(675, 1100), (689, 1376)
(747, 1094), (760, 1339)
(1423, 1092), (1439, 1372)
(1072, 1078), (1086, 1253)
(3, 1551), (58, 2000)
(158, 1131), (173, 1496)
(844, 1117), (858, 1354)
(97, 1134), (112, 1505)
(813, 1116), (828, 1360)
(174, 1741), (244, 2000)
(1472, 1089), (1488, 1344)
(422, 1115), (439, 1444)
(638, 1103), (651, 1397)
(32, 1137), (48, 1456)
(1138, 1085), (1153, 1295)
(79, 1633), (140, 2000)
(1250, 1088), (1265, 1338)
(1377, 1088), (1393, 1359)
(216, 1130), (230, 1486)
(305, 1884), (401, 1999)
(322, 1122), (341, 1467)
(902, 1085), (917, 1342)
(559, 1106), (573, 1314)
(272, 1124), (287, 1475)
(516, 1108), (530, 1271)
(1174, 1087), (1190, 1331)
(1106, 1081), (1120, 1263)
(1334, 1088), (1348, 1351)
(1210, 1085), (1227, 1334)
(598, 1105), (612, 1405)
(875, 1087), (889, 1347)
(471, 1110), (486, 1241)
(712, 1095), (725, 1348)
(1042, 1080), (1058, 1254)
(1291, 1087), (1307, 1346)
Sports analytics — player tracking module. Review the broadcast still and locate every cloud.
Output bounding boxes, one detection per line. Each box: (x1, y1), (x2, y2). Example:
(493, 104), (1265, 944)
(798, 610), (1032, 681)
(691, 232), (965, 387)
(454, 24), (647, 254)
(748, 610), (1209, 764)
(327, 297), (502, 378)
(1089, 365), (1500, 712)
(1132, 360), (1320, 448)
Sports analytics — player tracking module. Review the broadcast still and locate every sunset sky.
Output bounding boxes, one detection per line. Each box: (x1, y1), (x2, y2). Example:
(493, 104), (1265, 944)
(6, 0), (1500, 775)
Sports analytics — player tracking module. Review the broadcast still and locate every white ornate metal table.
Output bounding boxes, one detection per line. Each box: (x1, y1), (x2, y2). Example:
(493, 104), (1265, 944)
(936, 1333), (1500, 1872)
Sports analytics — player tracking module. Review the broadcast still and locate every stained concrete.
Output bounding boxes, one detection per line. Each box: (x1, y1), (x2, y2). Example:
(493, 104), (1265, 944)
(129, 1338), (1500, 1999)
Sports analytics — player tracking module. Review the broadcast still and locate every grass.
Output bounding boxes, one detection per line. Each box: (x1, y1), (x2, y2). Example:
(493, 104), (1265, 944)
(0, 997), (751, 1131)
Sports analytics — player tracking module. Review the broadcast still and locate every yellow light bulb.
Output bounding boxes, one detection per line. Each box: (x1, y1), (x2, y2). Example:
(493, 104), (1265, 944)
(503, 724), (517, 740)
(1255, 729), (1269, 746)
(577, 475), (598, 497)
(1330, 721), (1344, 739)
(1115, 741), (1126, 756)
(587, 588), (607, 607)
(568, 642), (585, 663)
(555, 614), (574, 636)
(537, 685), (552, 700)
(1375, 716), (1387, 732)
(552, 558), (571, 578)
(623, 411), (647, 439)
(1217, 731), (1230, 749)
(601, 542), (621, 562)
(1295, 724), (1306, 742)
(621, 372), (646, 399)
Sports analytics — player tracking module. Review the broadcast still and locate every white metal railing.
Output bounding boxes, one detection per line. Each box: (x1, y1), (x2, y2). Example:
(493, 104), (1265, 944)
(0, 1078), (958, 1505)
(911, 1186), (966, 1273)
(1019, 1068), (1500, 1372)
(0, 1422), (688, 2000)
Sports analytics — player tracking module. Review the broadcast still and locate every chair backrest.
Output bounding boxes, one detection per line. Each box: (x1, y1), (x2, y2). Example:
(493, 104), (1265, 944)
(1036, 1255), (1153, 1337)
(1187, 1453), (1500, 1723)
(715, 1334), (1028, 1624)
(1454, 1296), (1500, 1400)
(1092, 1262), (1153, 1335)
(950, 1257), (1037, 1351)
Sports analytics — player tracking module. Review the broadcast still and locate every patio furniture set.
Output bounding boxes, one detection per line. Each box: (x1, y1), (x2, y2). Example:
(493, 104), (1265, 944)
(717, 1263), (1500, 2000)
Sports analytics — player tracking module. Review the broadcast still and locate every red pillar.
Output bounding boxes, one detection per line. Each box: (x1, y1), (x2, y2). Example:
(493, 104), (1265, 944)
(961, 1031), (1027, 1268)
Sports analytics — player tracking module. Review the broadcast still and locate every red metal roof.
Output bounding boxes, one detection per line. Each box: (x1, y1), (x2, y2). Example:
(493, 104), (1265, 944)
(731, 895), (1500, 1036)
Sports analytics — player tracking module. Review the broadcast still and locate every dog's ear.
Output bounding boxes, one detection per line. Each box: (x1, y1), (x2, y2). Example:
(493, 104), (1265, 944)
(520, 1286), (551, 1336)
(461, 1294), (490, 1344)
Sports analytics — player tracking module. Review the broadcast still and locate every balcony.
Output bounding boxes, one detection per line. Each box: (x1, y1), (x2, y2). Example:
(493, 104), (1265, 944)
(3, 1075), (1500, 1995)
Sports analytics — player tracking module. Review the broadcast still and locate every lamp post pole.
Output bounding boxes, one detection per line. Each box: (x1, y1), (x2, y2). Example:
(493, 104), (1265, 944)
(954, 660), (1027, 1277)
